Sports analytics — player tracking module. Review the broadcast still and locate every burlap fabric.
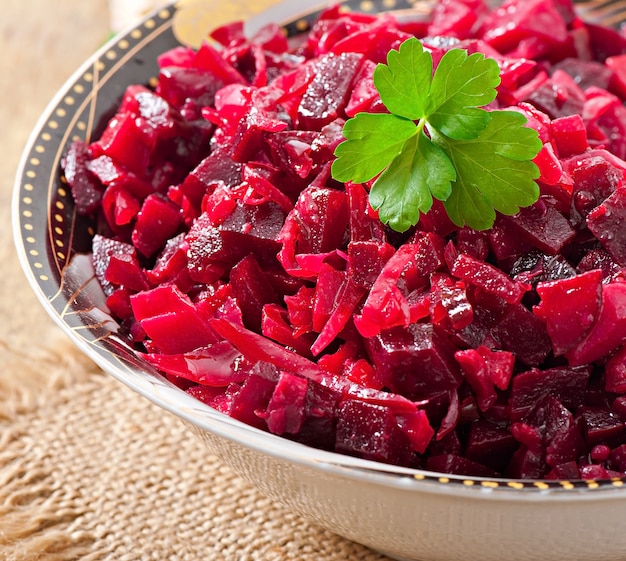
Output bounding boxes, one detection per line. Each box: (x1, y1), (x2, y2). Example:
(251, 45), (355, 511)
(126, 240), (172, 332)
(0, 2), (392, 559)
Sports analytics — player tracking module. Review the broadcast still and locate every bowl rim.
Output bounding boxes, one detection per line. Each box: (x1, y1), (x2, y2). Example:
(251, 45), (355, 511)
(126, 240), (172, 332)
(12, 0), (626, 499)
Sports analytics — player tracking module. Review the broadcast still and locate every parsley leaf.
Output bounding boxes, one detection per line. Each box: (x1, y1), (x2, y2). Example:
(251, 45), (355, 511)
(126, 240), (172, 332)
(332, 113), (418, 184)
(331, 38), (542, 232)
(374, 38), (432, 120)
(370, 131), (456, 232)
(439, 111), (541, 230)
(426, 49), (500, 140)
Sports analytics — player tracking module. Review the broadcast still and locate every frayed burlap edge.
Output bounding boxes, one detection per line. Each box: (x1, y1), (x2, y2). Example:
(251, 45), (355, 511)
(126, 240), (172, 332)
(0, 332), (101, 561)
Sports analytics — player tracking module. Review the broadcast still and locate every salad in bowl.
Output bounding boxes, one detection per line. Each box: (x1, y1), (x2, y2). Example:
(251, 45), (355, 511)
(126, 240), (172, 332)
(14, 0), (626, 559)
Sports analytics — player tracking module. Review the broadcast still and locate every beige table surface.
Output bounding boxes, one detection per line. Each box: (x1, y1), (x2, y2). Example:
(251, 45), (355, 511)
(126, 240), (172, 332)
(0, 1), (393, 559)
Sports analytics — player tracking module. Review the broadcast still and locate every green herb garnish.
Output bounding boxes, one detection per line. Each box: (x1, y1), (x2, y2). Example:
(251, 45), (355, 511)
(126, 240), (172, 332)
(331, 38), (542, 232)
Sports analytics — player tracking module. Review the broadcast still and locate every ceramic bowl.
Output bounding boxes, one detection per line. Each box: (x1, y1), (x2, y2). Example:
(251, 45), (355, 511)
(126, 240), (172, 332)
(13, 1), (626, 560)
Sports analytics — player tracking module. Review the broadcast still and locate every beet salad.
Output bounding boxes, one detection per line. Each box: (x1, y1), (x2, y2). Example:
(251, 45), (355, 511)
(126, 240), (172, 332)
(62, 0), (626, 480)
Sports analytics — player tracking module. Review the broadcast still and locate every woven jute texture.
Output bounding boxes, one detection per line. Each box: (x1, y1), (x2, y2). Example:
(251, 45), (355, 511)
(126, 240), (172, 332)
(1, 1), (392, 559)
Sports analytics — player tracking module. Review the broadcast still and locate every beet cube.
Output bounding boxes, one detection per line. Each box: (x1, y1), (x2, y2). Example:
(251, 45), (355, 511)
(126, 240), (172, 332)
(230, 254), (279, 332)
(130, 285), (219, 354)
(186, 201), (285, 282)
(92, 235), (138, 296)
(63, 140), (104, 215)
(491, 303), (551, 367)
(579, 406), (626, 447)
(534, 269), (603, 356)
(451, 253), (529, 305)
(266, 371), (309, 435)
(426, 454), (499, 478)
(229, 362), (279, 430)
(104, 253), (150, 292)
(550, 114), (588, 158)
(278, 186), (349, 277)
(131, 194), (182, 258)
(566, 282), (626, 366)
(297, 52), (363, 130)
(504, 201), (575, 256)
(606, 346), (626, 394)
(509, 365), (591, 422)
(347, 241), (395, 290)
(587, 186), (626, 266)
(335, 400), (412, 466)
(455, 347), (515, 411)
(365, 323), (462, 401)
(568, 155), (624, 228)
(465, 419), (519, 472)
(269, 374), (341, 451)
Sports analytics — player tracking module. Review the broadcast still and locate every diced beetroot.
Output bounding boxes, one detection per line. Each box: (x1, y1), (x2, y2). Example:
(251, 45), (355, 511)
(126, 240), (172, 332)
(335, 399), (412, 466)
(178, 146), (244, 215)
(487, 216), (535, 264)
(345, 59), (383, 117)
(229, 362), (279, 430)
(209, 317), (326, 381)
(62, 140), (104, 215)
(106, 287), (134, 320)
(146, 233), (189, 288)
(480, 0), (569, 58)
(311, 276), (365, 356)
(505, 445), (546, 479)
(312, 264), (346, 333)
(430, 280), (473, 332)
(261, 304), (314, 358)
(504, 200), (576, 256)
(606, 54), (626, 100)
(92, 235), (137, 296)
(131, 285), (220, 354)
(395, 410), (435, 454)
(455, 347), (515, 411)
(131, 194), (182, 258)
(491, 302), (552, 366)
(550, 114), (589, 158)
(578, 406), (626, 447)
(230, 255), (279, 331)
(186, 385), (232, 414)
(451, 253), (529, 305)
(429, 0), (489, 39)
(465, 419), (519, 472)
(566, 282), (626, 366)
(100, 184), (141, 229)
(347, 241), (395, 290)
(192, 41), (247, 85)
(509, 366), (591, 422)
(534, 269), (603, 356)
(511, 395), (582, 471)
(606, 346), (626, 394)
(278, 186), (349, 278)
(157, 66), (225, 111)
(104, 253), (150, 292)
(266, 371), (309, 435)
(609, 443), (626, 472)
(297, 52), (363, 130)
(365, 323), (462, 401)
(584, 88), (626, 160)
(568, 154), (624, 228)
(353, 244), (421, 337)
(139, 341), (244, 386)
(587, 187), (626, 266)
(426, 454), (500, 478)
(186, 202), (285, 282)
(284, 285), (315, 338)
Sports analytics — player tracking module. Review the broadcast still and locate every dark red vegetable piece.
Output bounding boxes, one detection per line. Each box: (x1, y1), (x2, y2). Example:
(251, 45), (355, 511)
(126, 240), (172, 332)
(335, 399), (413, 466)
